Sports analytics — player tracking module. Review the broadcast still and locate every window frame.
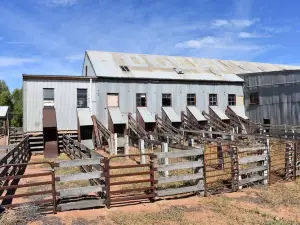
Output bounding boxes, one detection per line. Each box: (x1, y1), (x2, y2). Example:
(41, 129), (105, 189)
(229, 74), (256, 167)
(209, 94), (218, 106)
(77, 88), (88, 108)
(136, 93), (147, 107)
(249, 92), (259, 105)
(43, 88), (55, 107)
(228, 94), (236, 106)
(162, 93), (172, 107)
(187, 93), (196, 106)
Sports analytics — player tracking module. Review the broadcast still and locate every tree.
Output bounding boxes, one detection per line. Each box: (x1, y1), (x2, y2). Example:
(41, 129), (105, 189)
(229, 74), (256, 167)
(0, 81), (12, 109)
(11, 88), (22, 127)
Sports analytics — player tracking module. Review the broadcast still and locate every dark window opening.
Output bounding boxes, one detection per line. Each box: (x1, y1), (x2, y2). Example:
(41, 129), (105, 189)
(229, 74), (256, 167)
(77, 89), (88, 108)
(43, 88), (54, 107)
(162, 94), (172, 106)
(228, 94), (236, 106)
(250, 92), (259, 105)
(120, 65), (130, 72)
(263, 119), (270, 133)
(80, 126), (93, 140)
(136, 93), (147, 107)
(209, 94), (217, 106)
(187, 94), (196, 106)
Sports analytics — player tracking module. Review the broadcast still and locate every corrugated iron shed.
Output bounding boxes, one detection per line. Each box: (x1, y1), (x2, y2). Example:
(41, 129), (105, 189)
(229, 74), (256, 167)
(85, 50), (300, 82)
(0, 106), (8, 119)
(187, 106), (206, 121)
(209, 106), (229, 120)
(108, 107), (125, 124)
(137, 107), (155, 123)
(162, 107), (181, 123)
(77, 108), (93, 126)
(228, 106), (248, 120)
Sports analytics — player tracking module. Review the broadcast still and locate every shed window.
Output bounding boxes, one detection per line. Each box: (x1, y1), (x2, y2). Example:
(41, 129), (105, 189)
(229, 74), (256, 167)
(43, 88), (54, 107)
(162, 94), (171, 106)
(250, 92), (259, 105)
(228, 94), (236, 106)
(77, 89), (88, 108)
(209, 94), (217, 106)
(187, 94), (196, 106)
(136, 93), (147, 107)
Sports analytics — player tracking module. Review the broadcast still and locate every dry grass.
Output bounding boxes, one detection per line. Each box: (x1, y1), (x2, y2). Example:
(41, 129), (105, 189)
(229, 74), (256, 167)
(0, 205), (41, 225)
(109, 205), (188, 225)
(253, 179), (300, 207)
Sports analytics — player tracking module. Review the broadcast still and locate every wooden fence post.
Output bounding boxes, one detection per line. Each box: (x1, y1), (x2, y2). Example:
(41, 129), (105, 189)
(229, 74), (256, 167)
(263, 140), (269, 185)
(124, 135), (129, 159)
(162, 142), (169, 177)
(114, 133), (118, 155)
(217, 142), (224, 170)
(139, 139), (146, 164)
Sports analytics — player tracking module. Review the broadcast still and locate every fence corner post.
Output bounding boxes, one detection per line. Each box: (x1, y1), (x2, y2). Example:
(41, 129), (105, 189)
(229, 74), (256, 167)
(139, 139), (146, 164)
(162, 142), (169, 177)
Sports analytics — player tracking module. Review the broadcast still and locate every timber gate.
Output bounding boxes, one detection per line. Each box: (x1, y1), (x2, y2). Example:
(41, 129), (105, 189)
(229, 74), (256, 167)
(203, 143), (238, 195)
(269, 140), (296, 184)
(103, 154), (155, 208)
(238, 145), (269, 188)
(154, 146), (204, 198)
(56, 135), (105, 211)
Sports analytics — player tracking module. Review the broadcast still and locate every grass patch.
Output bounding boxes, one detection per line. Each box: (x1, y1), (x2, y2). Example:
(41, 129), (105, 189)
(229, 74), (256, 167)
(109, 206), (187, 225)
(0, 205), (41, 225)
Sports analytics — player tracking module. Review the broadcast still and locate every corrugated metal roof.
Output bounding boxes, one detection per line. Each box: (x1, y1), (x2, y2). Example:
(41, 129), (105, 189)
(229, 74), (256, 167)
(187, 106), (206, 121)
(77, 108), (93, 126)
(108, 107), (126, 124)
(162, 107), (181, 123)
(86, 50), (300, 81)
(228, 106), (248, 120)
(209, 106), (229, 120)
(137, 107), (155, 123)
(0, 106), (8, 118)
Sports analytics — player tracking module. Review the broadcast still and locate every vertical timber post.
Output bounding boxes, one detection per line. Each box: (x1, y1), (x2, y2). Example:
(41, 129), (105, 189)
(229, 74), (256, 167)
(162, 142), (169, 177)
(139, 139), (146, 164)
(217, 142), (224, 170)
(113, 133), (118, 155)
(124, 135), (129, 159)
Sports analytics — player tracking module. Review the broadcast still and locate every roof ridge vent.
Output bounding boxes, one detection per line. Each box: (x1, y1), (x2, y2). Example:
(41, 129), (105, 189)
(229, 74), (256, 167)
(119, 65), (130, 72)
(173, 68), (184, 74)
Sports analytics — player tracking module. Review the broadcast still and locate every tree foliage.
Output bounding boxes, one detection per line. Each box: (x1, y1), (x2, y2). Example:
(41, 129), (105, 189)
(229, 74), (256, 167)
(0, 80), (23, 127)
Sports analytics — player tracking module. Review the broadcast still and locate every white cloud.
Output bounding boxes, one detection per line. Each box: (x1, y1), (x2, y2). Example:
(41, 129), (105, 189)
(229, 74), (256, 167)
(65, 53), (83, 61)
(0, 57), (39, 67)
(40, 0), (77, 7)
(238, 32), (269, 38)
(176, 35), (262, 51)
(212, 19), (259, 29)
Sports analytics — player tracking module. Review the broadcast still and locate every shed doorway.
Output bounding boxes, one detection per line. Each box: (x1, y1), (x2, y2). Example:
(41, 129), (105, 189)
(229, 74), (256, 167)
(107, 93), (119, 107)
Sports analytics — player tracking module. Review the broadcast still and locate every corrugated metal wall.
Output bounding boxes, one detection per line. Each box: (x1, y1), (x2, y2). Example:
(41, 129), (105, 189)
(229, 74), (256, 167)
(243, 71), (300, 125)
(95, 80), (244, 128)
(23, 79), (96, 132)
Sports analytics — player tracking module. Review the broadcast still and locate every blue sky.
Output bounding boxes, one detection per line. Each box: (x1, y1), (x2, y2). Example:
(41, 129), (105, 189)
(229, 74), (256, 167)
(1, 0), (300, 90)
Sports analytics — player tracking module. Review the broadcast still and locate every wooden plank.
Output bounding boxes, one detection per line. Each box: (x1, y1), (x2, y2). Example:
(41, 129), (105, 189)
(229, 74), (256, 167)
(57, 199), (105, 211)
(297, 170), (300, 176)
(56, 171), (101, 182)
(238, 147), (266, 153)
(157, 161), (203, 172)
(157, 172), (203, 184)
(56, 158), (101, 168)
(239, 166), (268, 175)
(239, 154), (267, 165)
(155, 149), (203, 159)
(57, 186), (103, 198)
(156, 184), (203, 197)
(239, 175), (265, 186)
